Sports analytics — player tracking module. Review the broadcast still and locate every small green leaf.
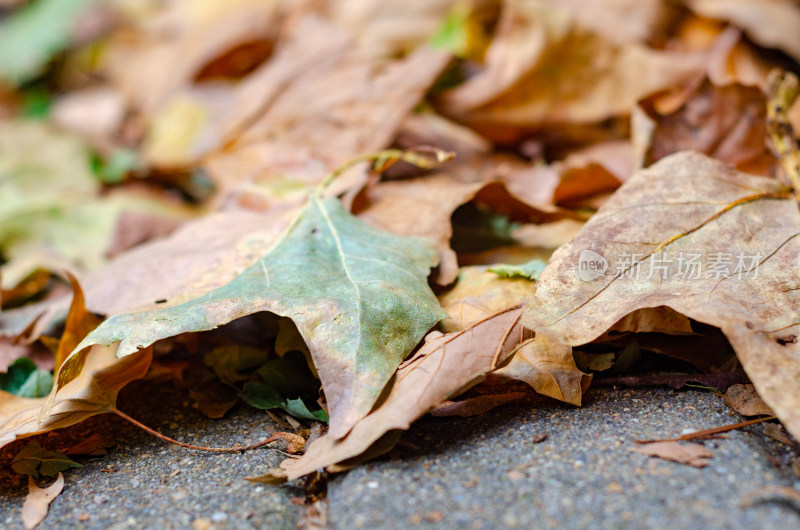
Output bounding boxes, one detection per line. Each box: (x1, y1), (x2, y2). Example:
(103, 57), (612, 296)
(16, 368), (54, 398)
(11, 442), (80, 478)
(488, 259), (547, 281)
(239, 382), (283, 410)
(0, 358), (37, 395)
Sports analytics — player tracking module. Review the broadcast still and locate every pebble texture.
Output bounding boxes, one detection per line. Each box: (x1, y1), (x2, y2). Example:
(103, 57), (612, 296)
(329, 388), (800, 529)
(2, 382), (800, 529)
(0, 380), (305, 529)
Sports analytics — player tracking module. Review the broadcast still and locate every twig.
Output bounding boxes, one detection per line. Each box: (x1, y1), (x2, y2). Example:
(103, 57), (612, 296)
(635, 416), (775, 444)
(111, 407), (286, 453)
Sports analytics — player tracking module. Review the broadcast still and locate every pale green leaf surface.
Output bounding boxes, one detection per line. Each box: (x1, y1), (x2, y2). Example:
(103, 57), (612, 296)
(74, 196), (445, 437)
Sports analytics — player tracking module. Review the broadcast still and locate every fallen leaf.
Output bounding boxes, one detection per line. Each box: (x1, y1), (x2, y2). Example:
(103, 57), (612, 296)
(493, 335), (591, 406)
(21, 472), (64, 530)
(723, 384), (775, 416)
(0, 345), (151, 449)
(438, 266), (533, 333)
(763, 423), (794, 445)
(357, 174), (554, 284)
(73, 195), (444, 438)
(439, 0), (701, 133)
(53, 275), (101, 371)
(640, 79), (775, 176)
(11, 441), (80, 478)
(742, 485), (800, 511)
(685, 0), (800, 63)
(629, 441), (713, 468)
(429, 391), (528, 417)
(263, 305), (524, 481)
(524, 151), (800, 439)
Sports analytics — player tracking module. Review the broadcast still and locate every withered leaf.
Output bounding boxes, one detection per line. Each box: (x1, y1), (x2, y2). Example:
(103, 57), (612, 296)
(265, 305), (523, 481)
(73, 196), (444, 438)
(439, 0), (701, 132)
(723, 384), (775, 417)
(524, 151), (800, 439)
(21, 472), (64, 530)
(494, 335), (591, 406)
(0, 345), (151, 449)
(630, 441), (713, 468)
(685, 0), (800, 63)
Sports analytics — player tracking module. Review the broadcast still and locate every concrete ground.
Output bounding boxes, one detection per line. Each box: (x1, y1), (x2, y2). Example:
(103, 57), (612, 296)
(1, 382), (799, 529)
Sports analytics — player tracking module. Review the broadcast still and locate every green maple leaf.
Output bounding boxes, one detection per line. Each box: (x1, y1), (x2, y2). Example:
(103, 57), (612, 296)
(73, 194), (446, 437)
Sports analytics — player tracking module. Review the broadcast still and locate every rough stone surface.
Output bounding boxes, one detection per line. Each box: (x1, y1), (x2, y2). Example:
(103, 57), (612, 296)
(0, 379), (305, 529)
(329, 387), (800, 529)
(2, 382), (800, 529)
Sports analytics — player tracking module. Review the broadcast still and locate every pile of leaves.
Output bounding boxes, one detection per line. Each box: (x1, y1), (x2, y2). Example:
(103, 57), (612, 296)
(2, 0), (800, 519)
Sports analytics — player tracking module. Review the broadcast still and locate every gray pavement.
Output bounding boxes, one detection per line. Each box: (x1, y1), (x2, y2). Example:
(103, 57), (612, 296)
(1, 382), (799, 529)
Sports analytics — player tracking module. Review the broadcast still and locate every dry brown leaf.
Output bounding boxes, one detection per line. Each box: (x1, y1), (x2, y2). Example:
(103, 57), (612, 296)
(551, 0), (677, 45)
(53, 275), (101, 371)
(21, 472), (64, 529)
(430, 391), (529, 417)
(203, 18), (450, 202)
(685, 0), (800, 63)
(439, 266), (533, 332)
(258, 305), (524, 481)
(763, 423), (794, 445)
(640, 79), (775, 176)
(503, 141), (631, 208)
(723, 384), (775, 417)
(104, 0), (282, 113)
(439, 0), (702, 132)
(0, 345), (151, 449)
(493, 335), (591, 406)
(630, 441), (713, 468)
(327, 0), (459, 57)
(356, 173), (554, 284)
(524, 151), (800, 439)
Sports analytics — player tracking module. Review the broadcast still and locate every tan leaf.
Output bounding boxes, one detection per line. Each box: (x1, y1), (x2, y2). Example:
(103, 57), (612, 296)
(258, 305), (524, 481)
(502, 141), (631, 209)
(723, 384), (775, 417)
(21, 472), (64, 529)
(551, 0), (678, 45)
(439, 266), (533, 332)
(202, 19), (450, 200)
(524, 151), (800, 438)
(493, 335), (591, 406)
(640, 79), (775, 176)
(685, 0), (800, 63)
(630, 441), (713, 468)
(54, 275), (101, 371)
(0, 345), (151, 449)
(439, 0), (702, 131)
(357, 173), (557, 284)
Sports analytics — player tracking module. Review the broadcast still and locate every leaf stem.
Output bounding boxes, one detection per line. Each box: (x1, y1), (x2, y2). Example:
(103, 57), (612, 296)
(111, 407), (284, 453)
(315, 147), (455, 197)
(635, 416), (775, 444)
